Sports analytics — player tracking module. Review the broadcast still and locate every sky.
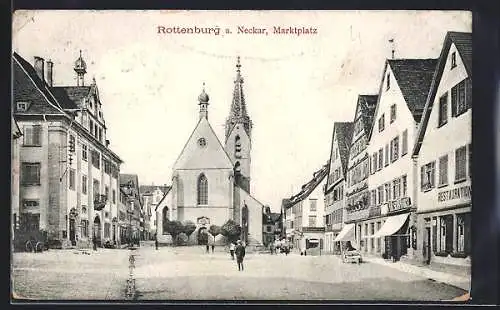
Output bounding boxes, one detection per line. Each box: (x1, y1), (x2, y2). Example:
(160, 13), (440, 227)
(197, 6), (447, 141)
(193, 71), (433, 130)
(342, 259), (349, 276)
(12, 10), (471, 212)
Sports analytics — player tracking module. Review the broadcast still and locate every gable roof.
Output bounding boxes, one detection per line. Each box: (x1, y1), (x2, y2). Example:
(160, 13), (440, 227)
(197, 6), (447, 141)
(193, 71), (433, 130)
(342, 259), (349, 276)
(326, 121), (354, 189)
(356, 95), (378, 135)
(50, 86), (91, 110)
(13, 52), (65, 115)
(288, 163), (329, 205)
(173, 116), (234, 171)
(139, 185), (171, 195)
(412, 32), (472, 156)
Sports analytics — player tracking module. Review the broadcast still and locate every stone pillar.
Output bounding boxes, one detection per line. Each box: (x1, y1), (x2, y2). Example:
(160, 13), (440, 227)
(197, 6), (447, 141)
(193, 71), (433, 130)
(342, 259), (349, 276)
(452, 213), (457, 252)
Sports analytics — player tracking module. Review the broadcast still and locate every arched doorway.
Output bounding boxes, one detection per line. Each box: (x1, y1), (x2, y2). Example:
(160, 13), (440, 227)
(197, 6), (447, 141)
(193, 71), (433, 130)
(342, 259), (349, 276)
(198, 227), (209, 245)
(93, 216), (101, 245)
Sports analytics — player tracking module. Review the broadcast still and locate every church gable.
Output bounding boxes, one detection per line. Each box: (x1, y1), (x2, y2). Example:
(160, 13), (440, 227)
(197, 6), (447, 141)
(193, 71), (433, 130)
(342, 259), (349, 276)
(173, 117), (234, 170)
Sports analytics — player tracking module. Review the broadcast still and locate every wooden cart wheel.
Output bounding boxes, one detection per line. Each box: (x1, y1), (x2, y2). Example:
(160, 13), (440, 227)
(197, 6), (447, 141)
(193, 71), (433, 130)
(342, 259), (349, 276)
(25, 241), (33, 253)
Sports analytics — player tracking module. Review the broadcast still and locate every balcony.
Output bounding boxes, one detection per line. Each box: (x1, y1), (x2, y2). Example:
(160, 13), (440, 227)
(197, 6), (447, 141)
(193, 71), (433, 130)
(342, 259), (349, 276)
(94, 194), (108, 211)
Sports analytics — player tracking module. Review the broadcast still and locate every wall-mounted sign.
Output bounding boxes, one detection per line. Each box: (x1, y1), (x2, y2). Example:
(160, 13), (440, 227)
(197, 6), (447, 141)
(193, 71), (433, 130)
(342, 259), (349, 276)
(302, 227), (325, 233)
(197, 216), (210, 226)
(437, 185), (471, 203)
(388, 197), (411, 213)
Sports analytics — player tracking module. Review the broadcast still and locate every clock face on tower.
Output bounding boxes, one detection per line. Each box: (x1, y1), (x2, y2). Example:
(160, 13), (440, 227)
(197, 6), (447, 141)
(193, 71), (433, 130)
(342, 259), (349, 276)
(198, 138), (207, 148)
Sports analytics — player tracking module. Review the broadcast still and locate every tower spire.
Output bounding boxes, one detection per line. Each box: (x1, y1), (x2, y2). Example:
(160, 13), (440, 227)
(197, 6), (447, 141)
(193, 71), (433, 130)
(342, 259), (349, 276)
(74, 50), (87, 86)
(225, 56), (252, 140)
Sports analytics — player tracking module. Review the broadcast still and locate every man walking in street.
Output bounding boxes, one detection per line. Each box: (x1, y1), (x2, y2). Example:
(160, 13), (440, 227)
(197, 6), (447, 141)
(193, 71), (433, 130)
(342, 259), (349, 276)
(155, 236), (159, 250)
(235, 240), (246, 271)
(206, 244), (210, 253)
(92, 236), (97, 251)
(229, 242), (236, 260)
(211, 244), (215, 253)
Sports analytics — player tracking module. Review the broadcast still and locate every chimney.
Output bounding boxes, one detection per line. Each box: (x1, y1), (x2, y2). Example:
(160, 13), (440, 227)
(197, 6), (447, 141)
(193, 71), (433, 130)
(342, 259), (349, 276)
(46, 60), (53, 87)
(34, 57), (45, 82)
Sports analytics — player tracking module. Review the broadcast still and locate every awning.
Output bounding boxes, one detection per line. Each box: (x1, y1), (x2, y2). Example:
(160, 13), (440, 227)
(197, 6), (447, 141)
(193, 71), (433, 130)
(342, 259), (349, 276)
(334, 223), (355, 242)
(372, 213), (410, 238)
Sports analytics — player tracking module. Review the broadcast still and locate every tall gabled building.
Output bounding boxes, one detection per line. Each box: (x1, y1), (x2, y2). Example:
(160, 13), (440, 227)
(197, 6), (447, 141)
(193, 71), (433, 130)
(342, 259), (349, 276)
(412, 32), (472, 267)
(324, 122), (354, 254)
(365, 57), (437, 260)
(12, 51), (123, 249)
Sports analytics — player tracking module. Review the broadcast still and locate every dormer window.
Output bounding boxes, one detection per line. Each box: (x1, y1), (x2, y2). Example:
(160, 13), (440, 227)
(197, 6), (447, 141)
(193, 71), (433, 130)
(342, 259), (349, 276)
(451, 52), (457, 69)
(17, 101), (29, 112)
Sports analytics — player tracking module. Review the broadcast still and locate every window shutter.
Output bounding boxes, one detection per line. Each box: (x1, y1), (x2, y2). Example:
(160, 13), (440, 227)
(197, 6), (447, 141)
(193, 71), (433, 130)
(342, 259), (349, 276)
(451, 86), (458, 117)
(466, 77), (472, 109)
(420, 166), (425, 189)
(33, 125), (41, 145)
(23, 126), (33, 145)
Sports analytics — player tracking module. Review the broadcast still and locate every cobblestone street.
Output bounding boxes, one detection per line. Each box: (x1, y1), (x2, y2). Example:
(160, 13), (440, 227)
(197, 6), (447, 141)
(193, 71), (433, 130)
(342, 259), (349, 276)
(11, 243), (467, 301)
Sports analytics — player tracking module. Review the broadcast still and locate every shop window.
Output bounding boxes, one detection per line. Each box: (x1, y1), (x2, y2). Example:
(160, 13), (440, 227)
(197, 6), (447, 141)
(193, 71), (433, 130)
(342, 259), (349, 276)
(456, 213), (471, 255)
(432, 217), (437, 253)
(438, 215), (453, 254)
(455, 146), (467, 182)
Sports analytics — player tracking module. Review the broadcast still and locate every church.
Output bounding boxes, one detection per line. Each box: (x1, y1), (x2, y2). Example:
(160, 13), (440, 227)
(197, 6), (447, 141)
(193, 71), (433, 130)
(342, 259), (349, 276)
(156, 57), (264, 247)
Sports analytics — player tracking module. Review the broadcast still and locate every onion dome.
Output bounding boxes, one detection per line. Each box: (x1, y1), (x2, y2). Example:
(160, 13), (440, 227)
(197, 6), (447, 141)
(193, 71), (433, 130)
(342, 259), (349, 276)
(198, 84), (209, 103)
(74, 50), (87, 73)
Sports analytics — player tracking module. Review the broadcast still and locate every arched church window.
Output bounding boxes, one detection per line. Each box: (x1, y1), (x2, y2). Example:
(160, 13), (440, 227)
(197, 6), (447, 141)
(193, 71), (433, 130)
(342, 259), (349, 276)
(197, 174), (208, 205)
(235, 135), (241, 158)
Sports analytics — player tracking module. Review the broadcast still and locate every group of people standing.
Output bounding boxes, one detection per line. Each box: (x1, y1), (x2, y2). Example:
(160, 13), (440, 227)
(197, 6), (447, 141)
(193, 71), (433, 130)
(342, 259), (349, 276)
(268, 239), (290, 255)
(229, 240), (246, 271)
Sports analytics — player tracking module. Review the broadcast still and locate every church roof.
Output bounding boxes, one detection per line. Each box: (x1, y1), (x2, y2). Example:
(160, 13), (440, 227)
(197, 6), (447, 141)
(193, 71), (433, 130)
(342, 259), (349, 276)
(173, 116), (234, 171)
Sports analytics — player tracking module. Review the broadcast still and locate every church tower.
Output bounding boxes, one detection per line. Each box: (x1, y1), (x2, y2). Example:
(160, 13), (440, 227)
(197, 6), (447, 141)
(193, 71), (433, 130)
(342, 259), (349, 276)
(225, 56), (253, 193)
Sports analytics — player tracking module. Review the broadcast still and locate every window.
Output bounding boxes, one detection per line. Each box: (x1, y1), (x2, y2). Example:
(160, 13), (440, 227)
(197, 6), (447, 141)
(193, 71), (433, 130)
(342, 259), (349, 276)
(376, 222), (381, 252)
(235, 135), (242, 158)
(438, 93), (448, 127)
(197, 174), (208, 205)
(393, 178), (401, 200)
(456, 213), (471, 255)
(390, 104), (397, 123)
(93, 179), (100, 196)
(112, 189), (116, 204)
(377, 186), (383, 205)
(402, 175), (408, 197)
(451, 52), (457, 69)
(384, 183), (391, 202)
(82, 144), (88, 161)
(105, 186), (109, 199)
(89, 120), (93, 133)
(370, 223), (375, 247)
(439, 215), (453, 253)
(386, 73), (390, 90)
(451, 79), (468, 117)
(391, 136), (399, 162)
(23, 125), (42, 146)
(455, 146), (467, 181)
(266, 226), (272, 233)
(421, 162), (436, 191)
(308, 215), (316, 227)
(468, 143), (472, 178)
(69, 169), (76, 190)
(310, 199), (317, 211)
(371, 190), (377, 206)
(439, 155), (449, 186)
(81, 220), (89, 237)
(402, 130), (408, 156)
(82, 175), (87, 194)
(432, 217), (437, 253)
(378, 148), (383, 170)
(99, 128), (103, 143)
(91, 150), (100, 169)
(372, 153), (377, 173)
(17, 101), (29, 111)
(385, 144), (389, 166)
(378, 114), (385, 132)
(22, 163), (41, 185)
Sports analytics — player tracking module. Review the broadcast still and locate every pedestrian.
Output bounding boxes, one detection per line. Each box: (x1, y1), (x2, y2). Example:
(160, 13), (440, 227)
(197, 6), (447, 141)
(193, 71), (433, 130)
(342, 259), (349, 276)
(206, 244), (210, 253)
(92, 236), (97, 251)
(211, 244), (215, 253)
(155, 238), (159, 250)
(229, 242), (236, 260)
(269, 242), (274, 255)
(235, 240), (246, 271)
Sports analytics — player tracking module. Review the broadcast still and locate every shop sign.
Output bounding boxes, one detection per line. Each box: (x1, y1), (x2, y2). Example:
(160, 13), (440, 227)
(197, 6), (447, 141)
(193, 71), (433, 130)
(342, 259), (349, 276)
(302, 227), (325, 233)
(437, 185), (471, 203)
(388, 197), (411, 213)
